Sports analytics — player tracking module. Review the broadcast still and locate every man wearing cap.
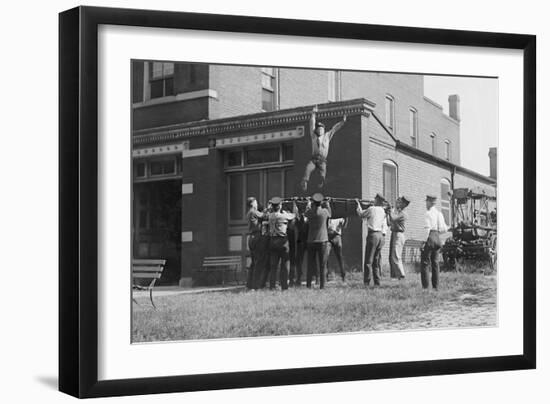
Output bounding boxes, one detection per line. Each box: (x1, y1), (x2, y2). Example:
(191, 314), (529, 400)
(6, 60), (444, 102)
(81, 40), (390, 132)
(421, 194), (448, 290)
(305, 193), (332, 289)
(245, 197), (268, 289)
(260, 197), (297, 290)
(356, 194), (388, 286)
(387, 196), (410, 280)
(327, 217), (348, 282)
(300, 105), (347, 191)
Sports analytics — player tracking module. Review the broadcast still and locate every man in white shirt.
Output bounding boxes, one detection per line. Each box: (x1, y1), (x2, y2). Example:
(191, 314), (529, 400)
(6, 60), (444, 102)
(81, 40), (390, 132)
(300, 105), (347, 191)
(356, 194), (387, 286)
(421, 194), (448, 290)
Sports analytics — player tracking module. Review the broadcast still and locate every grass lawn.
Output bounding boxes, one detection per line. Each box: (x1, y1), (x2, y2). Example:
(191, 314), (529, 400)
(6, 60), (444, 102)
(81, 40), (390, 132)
(132, 271), (496, 342)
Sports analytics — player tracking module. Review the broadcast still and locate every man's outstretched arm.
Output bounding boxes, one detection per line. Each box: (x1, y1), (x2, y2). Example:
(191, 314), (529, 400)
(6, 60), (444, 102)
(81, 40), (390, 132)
(328, 114), (347, 140)
(310, 105), (318, 139)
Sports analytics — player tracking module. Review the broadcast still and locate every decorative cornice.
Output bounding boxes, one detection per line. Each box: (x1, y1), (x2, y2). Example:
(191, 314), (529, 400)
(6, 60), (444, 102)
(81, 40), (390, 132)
(133, 98), (375, 146)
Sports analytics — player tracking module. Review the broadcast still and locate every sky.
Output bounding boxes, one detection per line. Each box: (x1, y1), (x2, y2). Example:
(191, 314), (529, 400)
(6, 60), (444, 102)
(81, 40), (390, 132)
(424, 76), (498, 176)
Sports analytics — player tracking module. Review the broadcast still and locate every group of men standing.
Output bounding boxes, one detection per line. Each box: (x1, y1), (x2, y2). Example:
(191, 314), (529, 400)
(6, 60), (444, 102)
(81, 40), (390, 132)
(245, 191), (449, 291)
(245, 193), (347, 291)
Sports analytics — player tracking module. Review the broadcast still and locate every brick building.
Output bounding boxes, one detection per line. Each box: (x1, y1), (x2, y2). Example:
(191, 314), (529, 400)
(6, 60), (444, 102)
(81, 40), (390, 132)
(131, 61), (496, 286)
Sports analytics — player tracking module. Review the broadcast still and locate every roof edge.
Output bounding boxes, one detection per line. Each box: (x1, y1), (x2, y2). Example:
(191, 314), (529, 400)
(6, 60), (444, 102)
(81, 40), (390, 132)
(396, 141), (496, 185)
(133, 98), (376, 145)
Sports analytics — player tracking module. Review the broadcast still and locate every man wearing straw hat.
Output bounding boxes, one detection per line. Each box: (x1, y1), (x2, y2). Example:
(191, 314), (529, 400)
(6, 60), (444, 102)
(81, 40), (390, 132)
(387, 196), (410, 280)
(421, 194), (448, 290)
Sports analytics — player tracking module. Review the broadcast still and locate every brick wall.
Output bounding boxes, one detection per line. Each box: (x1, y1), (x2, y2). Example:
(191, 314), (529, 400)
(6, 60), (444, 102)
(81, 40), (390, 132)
(179, 136), (227, 285)
(361, 114), (490, 276)
(133, 98), (210, 131)
(341, 71), (460, 164)
(279, 68), (329, 109)
(209, 65), (262, 118)
(132, 64), (461, 167)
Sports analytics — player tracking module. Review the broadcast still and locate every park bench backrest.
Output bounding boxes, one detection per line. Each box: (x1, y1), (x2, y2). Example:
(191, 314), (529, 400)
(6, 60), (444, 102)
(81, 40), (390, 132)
(202, 256), (242, 269)
(132, 259), (166, 287)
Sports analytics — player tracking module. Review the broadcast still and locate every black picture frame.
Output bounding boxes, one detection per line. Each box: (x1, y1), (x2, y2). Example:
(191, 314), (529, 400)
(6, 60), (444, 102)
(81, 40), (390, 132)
(59, 5), (536, 398)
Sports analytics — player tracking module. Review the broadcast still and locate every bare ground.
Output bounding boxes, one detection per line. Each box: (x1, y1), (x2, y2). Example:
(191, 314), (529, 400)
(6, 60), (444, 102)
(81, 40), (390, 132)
(371, 275), (497, 331)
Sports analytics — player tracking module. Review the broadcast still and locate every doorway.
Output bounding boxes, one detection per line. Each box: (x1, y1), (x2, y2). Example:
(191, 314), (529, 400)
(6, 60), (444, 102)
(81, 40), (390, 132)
(133, 179), (182, 285)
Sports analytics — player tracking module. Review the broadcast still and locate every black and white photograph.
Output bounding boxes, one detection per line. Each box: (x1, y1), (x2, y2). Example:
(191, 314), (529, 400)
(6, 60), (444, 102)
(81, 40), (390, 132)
(131, 61), (498, 342)
(2, 0), (545, 401)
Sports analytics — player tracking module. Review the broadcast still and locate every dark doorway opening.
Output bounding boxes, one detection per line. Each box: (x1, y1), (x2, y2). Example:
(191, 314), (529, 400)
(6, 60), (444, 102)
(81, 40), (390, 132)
(133, 179), (182, 285)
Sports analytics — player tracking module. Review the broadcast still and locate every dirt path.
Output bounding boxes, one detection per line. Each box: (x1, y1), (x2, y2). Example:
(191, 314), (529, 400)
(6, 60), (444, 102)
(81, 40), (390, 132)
(373, 277), (497, 331)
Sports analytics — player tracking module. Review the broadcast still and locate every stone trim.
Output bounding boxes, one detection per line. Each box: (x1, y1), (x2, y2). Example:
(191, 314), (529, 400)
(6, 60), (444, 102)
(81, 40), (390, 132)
(181, 183), (194, 195)
(181, 148), (209, 158)
(181, 232), (193, 242)
(132, 143), (184, 157)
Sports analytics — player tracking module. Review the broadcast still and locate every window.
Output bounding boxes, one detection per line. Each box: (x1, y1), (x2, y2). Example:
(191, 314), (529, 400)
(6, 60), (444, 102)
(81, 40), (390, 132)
(227, 151), (243, 167)
(246, 147), (280, 165)
(444, 140), (451, 161)
(133, 158), (180, 180)
(409, 107), (418, 147)
(227, 167), (294, 222)
(135, 162), (146, 178)
(382, 161), (398, 205)
(431, 133), (437, 155)
(261, 67), (278, 111)
(225, 144), (293, 168)
(328, 70), (341, 102)
(149, 62), (174, 99)
(441, 179), (452, 225)
(149, 159), (176, 176)
(385, 95), (395, 130)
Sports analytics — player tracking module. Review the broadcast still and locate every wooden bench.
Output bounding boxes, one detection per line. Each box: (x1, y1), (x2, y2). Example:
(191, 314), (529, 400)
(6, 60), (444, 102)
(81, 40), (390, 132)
(132, 259), (166, 309)
(199, 256), (242, 286)
(403, 239), (424, 263)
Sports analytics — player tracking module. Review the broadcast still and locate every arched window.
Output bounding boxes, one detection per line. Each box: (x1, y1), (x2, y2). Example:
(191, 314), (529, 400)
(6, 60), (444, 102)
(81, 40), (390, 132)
(385, 94), (395, 130)
(409, 107), (418, 147)
(440, 178), (452, 225)
(430, 132), (437, 155)
(444, 140), (451, 161)
(383, 160), (398, 205)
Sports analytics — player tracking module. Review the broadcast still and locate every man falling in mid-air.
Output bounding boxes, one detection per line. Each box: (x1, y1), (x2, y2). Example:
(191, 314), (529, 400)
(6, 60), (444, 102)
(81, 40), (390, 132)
(300, 105), (347, 191)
